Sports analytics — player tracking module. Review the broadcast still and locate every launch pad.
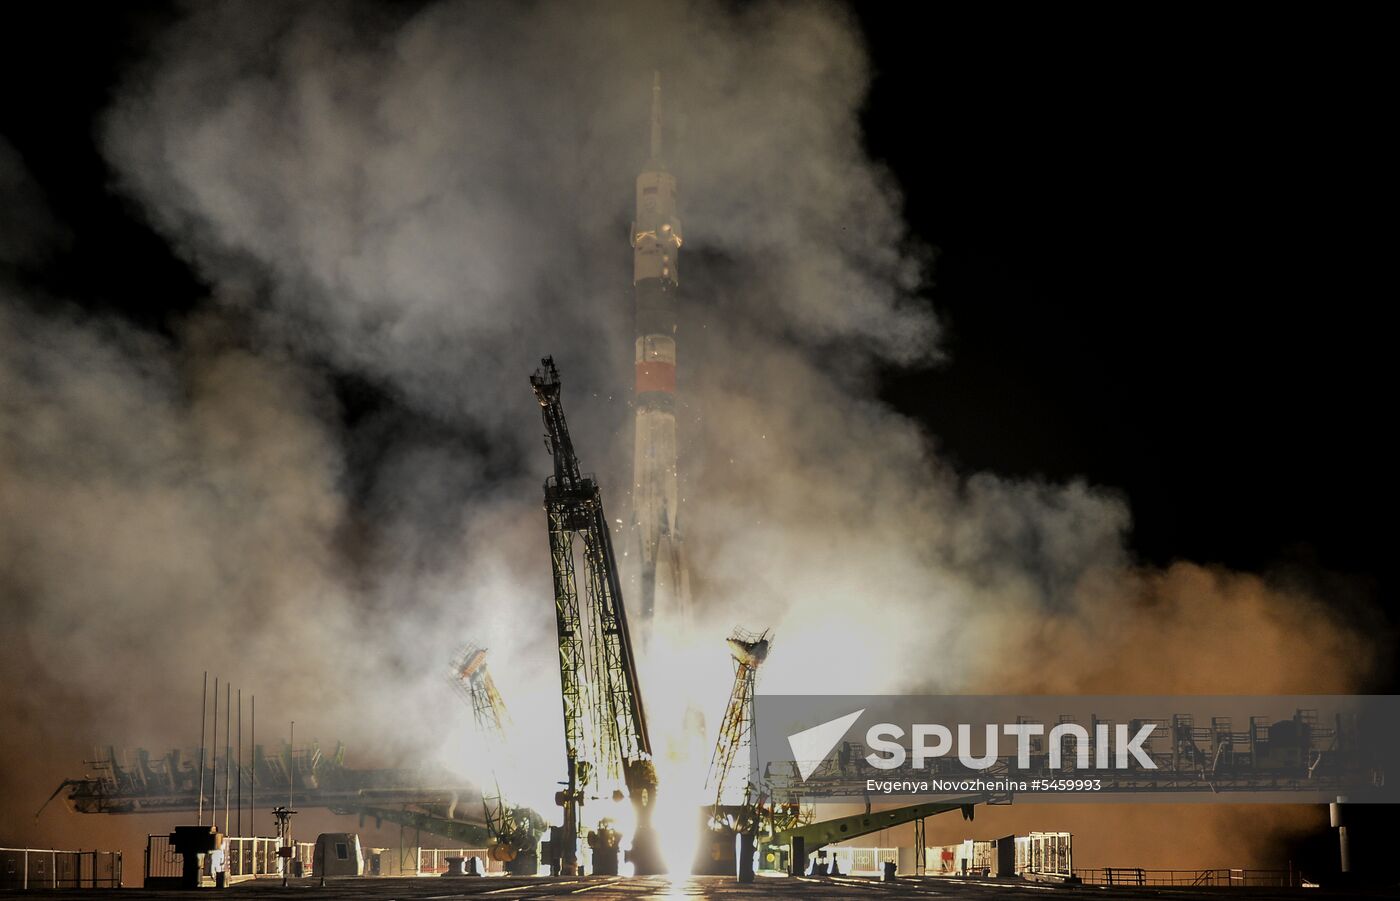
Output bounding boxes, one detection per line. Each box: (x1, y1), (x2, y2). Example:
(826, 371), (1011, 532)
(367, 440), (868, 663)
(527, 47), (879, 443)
(1, 874), (1381, 900)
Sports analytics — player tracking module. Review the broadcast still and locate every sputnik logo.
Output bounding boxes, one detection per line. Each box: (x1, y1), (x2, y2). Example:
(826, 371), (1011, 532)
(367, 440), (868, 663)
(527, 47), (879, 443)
(786, 709), (864, 781)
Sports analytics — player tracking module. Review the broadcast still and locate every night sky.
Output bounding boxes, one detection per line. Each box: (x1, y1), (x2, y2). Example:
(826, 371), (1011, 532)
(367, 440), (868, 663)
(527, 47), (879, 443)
(860, 9), (1391, 614)
(5, 3), (1389, 653)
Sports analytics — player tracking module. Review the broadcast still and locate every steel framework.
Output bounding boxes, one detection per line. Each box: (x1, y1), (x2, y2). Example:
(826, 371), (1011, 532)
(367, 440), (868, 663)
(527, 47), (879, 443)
(447, 643), (545, 872)
(531, 357), (661, 875)
(705, 628), (771, 824)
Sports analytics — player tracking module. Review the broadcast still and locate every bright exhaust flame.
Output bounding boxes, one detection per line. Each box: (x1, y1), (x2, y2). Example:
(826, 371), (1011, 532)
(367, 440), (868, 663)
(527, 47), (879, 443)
(649, 752), (708, 874)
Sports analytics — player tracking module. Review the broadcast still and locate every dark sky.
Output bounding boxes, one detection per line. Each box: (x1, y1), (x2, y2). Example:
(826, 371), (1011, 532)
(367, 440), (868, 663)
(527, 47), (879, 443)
(856, 9), (1392, 617)
(2, 4), (1393, 643)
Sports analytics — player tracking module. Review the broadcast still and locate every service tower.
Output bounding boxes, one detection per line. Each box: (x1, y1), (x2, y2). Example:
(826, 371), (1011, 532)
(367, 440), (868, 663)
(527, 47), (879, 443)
(629, 73), (690, 626)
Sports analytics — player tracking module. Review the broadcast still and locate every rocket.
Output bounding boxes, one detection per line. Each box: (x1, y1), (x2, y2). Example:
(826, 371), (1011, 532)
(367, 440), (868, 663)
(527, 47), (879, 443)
(630, 73), (690, 626)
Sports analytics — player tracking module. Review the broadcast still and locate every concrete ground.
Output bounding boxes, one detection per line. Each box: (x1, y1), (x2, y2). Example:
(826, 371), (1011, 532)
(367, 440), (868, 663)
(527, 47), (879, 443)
(4, 875), (1394, 900)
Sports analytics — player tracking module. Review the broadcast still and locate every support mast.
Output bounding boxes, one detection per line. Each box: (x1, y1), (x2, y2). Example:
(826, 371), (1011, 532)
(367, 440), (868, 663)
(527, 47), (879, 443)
(532, 357), (663, 875)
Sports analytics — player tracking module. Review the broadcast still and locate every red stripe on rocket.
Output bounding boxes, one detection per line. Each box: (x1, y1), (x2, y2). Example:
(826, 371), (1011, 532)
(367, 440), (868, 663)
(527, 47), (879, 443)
(635, 361), (676, 394)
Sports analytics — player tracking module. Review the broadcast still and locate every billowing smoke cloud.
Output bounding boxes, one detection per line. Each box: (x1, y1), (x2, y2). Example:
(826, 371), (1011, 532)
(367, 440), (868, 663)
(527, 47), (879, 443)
(1, 303), (344, 710)
(0, 0), (1381, 869)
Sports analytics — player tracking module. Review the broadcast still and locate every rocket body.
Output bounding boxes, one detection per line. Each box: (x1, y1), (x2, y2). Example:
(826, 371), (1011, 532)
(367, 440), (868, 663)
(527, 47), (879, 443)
(630, 76), (690, 625)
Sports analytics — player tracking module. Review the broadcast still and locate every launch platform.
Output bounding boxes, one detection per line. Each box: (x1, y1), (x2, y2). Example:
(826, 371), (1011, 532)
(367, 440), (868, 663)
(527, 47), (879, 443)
(3, 874), (1386, 900)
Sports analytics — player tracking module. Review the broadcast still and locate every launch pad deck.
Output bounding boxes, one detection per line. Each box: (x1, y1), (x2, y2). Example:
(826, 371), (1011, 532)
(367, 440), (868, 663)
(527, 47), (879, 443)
(4, 876), (1390, 900)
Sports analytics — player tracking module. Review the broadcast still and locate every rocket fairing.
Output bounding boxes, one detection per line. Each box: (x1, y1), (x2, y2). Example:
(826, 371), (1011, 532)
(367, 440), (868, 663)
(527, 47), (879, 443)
(630, 73), (690, 625)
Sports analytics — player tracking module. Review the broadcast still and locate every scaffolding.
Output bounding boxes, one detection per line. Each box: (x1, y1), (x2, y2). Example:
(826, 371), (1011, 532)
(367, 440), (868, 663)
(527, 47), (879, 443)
(53, 740), (512, 850)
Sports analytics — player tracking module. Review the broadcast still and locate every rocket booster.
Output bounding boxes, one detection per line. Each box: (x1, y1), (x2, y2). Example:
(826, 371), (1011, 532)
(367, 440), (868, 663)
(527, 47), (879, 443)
(630, 73), (689, 624)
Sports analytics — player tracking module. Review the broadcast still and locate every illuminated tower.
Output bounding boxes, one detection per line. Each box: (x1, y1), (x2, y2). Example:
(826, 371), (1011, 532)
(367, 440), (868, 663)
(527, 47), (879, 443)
(630, 73), (690, 626)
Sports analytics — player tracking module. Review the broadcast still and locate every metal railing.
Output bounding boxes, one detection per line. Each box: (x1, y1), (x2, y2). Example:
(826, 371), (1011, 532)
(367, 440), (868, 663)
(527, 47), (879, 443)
(1074, 867), (1298, 887)
(825, 847), (899, 876)
(1, 847), (122, 889)
(145, 834), (314, 884)
(224, 837), (287, 878)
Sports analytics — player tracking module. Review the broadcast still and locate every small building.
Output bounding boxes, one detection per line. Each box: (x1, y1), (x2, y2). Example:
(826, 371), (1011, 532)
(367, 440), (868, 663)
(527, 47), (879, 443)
(311, 834), (364, 877)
